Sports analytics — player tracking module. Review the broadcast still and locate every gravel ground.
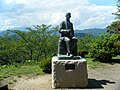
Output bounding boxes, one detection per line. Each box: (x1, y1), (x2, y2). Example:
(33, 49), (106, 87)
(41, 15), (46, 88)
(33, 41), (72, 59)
(11, 63), (120, 90)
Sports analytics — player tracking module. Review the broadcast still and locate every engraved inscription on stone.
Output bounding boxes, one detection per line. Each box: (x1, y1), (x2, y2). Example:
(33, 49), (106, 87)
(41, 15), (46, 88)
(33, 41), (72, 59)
(65, 64), (75, 70)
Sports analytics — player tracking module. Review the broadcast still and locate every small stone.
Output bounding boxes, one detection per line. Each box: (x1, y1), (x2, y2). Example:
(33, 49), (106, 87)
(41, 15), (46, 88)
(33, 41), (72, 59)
(0, 83), (8, 90)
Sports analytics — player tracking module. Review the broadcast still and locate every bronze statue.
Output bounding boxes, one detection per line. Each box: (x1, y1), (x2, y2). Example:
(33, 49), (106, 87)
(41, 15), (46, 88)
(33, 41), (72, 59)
(58, 13), (77, 57)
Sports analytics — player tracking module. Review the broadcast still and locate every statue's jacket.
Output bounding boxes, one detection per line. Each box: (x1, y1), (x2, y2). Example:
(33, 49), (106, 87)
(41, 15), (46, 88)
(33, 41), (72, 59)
(59, 21), (74, 39)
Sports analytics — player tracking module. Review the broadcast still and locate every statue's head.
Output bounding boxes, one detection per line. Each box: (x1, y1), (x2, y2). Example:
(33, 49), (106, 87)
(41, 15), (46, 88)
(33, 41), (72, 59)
(65, 12), (71, 20)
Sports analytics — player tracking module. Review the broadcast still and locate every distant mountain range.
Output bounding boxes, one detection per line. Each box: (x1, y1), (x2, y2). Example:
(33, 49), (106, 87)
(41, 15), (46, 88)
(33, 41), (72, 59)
(75, 28), (107, 37)
(0, 27), (107, 37)
(0, 27), (29, 36)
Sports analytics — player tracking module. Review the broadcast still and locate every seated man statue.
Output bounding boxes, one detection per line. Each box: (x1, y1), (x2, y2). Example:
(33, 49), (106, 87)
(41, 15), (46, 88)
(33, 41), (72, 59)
(58, 12), (77, 57)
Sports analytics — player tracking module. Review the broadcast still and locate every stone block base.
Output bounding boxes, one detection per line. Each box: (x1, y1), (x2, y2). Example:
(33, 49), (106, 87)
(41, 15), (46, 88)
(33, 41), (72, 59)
(52, 56), (88, 88)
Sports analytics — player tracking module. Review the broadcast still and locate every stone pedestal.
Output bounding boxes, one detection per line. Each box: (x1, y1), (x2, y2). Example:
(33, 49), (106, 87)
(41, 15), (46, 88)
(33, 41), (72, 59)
(52, 56), (88, 88)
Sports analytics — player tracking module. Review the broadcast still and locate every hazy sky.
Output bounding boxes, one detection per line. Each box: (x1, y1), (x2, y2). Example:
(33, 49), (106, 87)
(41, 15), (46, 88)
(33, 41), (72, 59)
(0, 0), (117, 30)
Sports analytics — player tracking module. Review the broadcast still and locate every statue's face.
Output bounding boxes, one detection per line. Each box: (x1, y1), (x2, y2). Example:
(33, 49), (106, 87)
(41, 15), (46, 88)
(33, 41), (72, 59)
(66, 13), (71, 20)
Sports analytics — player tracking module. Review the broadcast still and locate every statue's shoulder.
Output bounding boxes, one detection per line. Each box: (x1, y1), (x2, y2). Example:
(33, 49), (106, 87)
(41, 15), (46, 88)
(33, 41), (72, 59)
(61, 21), (66, 24)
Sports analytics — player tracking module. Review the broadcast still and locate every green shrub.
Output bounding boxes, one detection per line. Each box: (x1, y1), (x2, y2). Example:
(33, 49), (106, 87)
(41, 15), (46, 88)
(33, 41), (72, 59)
(39, 57), (52, 74)
(78, 50), (88, 58)
(88, 33), (118, 62)
(94, 52), (112, 62)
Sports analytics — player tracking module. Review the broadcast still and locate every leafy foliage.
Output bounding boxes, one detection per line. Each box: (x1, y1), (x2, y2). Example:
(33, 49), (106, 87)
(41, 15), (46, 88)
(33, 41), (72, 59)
(106, 0), (120, 34)
(0, 24), (59, 65)
(89, 33), (120, 62)
(97, 0), (120, 62)
(77, 34), (94, 57)
(39, 56), (52, 74)
(113, 0), (120, 20)
(106, 21), (120, 34)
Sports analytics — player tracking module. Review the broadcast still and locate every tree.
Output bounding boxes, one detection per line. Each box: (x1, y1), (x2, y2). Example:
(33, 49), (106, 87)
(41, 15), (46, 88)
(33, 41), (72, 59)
(88, 0), (120, 62)
(77, 34), (94, 57)
(107, 0), (120, 34)
(113, 0), (120, 20)
(0, 24), (59, 65)
(88, 32), (120, 62)
(106, 21), (120, 34)
(10, 24), (59, 61)
(106, 0), (120, 56)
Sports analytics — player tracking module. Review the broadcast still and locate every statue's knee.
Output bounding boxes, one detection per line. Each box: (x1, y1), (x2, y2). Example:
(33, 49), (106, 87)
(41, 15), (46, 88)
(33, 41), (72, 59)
(59, 37), (64, 42)
(64, 37), (70, 41)
(72, 37), (78, 43)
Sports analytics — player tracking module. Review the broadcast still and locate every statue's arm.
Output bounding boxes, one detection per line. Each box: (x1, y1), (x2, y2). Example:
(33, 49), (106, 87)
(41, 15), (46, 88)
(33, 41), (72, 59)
(59, 22), (63, 33)
(71, 23), (74, 37)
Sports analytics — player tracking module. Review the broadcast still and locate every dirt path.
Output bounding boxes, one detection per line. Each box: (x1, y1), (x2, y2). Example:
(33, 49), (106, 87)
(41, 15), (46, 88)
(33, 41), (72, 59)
(11, 63), (120, 90)
(87, 64), (120, 90)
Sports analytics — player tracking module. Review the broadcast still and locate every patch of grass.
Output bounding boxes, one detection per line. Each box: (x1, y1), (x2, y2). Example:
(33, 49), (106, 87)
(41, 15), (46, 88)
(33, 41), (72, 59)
(85, 58), (105, 69)
(112, 55), (120, 59)
(86, 55), (120, 68)
(111, 55), (120, 63)
(0, 63), (43, 81)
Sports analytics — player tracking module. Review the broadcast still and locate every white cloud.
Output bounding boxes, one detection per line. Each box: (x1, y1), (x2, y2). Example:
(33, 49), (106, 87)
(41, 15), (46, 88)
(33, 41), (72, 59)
(77, 5), (116, 29)
(0, 0), (117, 30)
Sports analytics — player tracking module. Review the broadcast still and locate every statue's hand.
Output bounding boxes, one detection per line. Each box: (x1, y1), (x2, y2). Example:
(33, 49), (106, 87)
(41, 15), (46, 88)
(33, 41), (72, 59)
(61, 29), (71, 32)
